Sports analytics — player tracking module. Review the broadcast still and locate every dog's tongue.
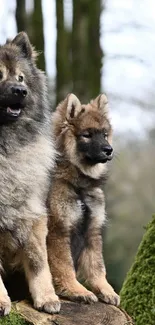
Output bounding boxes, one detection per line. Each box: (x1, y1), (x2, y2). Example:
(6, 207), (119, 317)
(7, 107), (21, 116)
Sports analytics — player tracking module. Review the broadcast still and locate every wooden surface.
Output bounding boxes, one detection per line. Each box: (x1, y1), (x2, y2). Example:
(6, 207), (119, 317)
(14, 299), (134, 325)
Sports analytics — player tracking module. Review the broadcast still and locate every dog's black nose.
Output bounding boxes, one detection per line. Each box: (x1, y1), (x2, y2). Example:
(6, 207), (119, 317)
(102, 145), (113, 156)
(11, 86), (27, 97)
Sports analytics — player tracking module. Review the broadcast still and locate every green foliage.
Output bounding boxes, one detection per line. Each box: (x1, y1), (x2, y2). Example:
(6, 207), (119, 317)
(0, 311), (30, 325)
(120, 215), (155, 325)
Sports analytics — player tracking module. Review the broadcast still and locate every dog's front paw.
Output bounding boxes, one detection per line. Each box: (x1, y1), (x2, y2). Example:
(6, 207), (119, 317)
(57, 281), (98, 304)
(34, 293), (61, 314)
(0, 295), (11, 316)
(98, 289), (120, 306)
(68, 290), (98, 304)
(95, 281), (120, 306)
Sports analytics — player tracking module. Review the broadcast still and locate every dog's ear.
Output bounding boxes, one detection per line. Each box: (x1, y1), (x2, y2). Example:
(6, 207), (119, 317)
(93, 94), (109, 117)
(12, 32), (37, 61)
(66, 94), (82, 119)
(5, 38), (12, 44)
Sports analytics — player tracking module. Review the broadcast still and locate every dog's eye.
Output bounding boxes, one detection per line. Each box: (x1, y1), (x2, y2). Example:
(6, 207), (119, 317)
(18, 75), (24, 82)
(0, 71), (3, 80)
(104, 132), (108, 140)
(81, 132), (91, 138)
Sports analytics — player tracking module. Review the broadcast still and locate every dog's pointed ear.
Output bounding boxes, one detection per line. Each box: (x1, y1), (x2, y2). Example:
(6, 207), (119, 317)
(66, 94), (82, 119)
(12, 32), (37, 61)
(93, 94), (109, 117)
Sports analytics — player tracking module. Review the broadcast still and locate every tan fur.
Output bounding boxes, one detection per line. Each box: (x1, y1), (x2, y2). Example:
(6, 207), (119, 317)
(23, 218), (60, 314)
(48, 94), (120, 306)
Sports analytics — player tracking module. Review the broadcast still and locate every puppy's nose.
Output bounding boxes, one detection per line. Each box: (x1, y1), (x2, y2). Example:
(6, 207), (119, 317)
(102, 145), (113, 157)
(11, 86), (27, 97)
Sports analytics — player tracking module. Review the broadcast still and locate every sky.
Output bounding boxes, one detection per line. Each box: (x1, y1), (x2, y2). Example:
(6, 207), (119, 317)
(0, 0), (155, 136)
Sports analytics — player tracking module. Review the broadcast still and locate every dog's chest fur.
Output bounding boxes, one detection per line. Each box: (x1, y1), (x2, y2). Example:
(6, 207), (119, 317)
(0, 128), (54, 242)
(70, 181), (106, 270)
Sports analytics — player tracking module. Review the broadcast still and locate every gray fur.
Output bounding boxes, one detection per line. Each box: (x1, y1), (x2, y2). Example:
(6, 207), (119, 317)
(0, 32), (60, 316)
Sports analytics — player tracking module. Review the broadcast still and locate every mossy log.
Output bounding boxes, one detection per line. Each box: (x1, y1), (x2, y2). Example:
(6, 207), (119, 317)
(0, 300), (133, 325)
(120, 216), (155, 325)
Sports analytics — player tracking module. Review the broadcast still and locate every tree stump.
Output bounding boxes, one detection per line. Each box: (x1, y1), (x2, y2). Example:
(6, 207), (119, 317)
(0, 300), (133, 325)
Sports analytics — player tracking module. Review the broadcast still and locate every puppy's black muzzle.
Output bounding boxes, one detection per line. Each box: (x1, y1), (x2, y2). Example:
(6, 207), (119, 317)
(85, 145), (113, 164)
(101, 144), (113, 161)
(79, 132), (114, 165)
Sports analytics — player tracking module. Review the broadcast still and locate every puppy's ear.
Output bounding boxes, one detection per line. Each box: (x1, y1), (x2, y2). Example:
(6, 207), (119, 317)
(93, 94), (109, 117)
(12, 32), (37, 61)
(66, 93), (82, 119)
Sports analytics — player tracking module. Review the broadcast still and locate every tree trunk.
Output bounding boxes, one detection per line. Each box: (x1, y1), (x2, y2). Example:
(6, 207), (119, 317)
(30, 0), (45, 71)
(0, 300), (133, 325)
(56, 0), (71, 105)
(16, 0), (27, 32)
(72, 0), (103, 102)
(87, 0), (103, 98)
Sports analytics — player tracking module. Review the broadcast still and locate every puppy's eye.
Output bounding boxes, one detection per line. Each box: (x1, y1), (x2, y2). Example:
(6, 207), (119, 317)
(81, 132), (91, 138)
(0, 71), (3, 80)
(18, 75), (24, 82)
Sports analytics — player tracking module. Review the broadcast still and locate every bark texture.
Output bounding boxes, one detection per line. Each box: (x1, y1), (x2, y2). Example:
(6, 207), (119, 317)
(0, 300), (133, 325)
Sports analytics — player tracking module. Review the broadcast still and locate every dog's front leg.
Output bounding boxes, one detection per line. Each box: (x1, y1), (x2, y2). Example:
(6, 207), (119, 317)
(77, 191), (120, 306)
(77, 226), (120, 306)
(48, 226), (97, 303)
(23, 217), (60, 314)
(0, 275), (11, 316)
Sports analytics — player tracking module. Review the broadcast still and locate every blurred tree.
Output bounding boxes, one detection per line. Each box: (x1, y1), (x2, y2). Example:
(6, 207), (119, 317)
(56, 0), (71, 105)
(16, 0), (45, 71)
(31, 0), (45, 71)
(72, 0), (103, 102)
(87, 0), (102, 98)
(16, 0), (27, 32)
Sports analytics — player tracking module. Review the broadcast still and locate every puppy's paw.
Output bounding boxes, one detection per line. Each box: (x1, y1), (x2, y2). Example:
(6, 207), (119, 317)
(57, 281), (98, 304)
(0, 295), (11, 316)
(95, 281), (120, 306)
(68, 290), (98, 304)
(34, 294), (61, 314)
(98, 289), (120, 306)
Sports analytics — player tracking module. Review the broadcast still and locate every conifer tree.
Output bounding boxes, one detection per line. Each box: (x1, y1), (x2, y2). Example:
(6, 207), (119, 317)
(120, 216), (155, 325)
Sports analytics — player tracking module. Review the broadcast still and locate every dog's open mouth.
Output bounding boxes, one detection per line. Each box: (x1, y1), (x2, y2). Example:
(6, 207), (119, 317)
(1, 103), (22, 118)
(6, 106), (21, 117)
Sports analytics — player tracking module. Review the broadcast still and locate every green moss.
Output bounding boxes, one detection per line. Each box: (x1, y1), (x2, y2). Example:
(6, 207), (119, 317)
(120, 215), (155, 325)
(0, 310), (30, 325)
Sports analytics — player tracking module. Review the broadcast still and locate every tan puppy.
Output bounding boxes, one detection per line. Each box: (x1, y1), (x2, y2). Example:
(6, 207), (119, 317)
(47, 93), (120, 306)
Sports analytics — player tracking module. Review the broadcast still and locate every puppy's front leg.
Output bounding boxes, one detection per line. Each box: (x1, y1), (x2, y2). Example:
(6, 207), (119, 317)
(77, 191), (120, 306)
(77, 227), (120, 306)
(48, 226), (97, 303)
(23, 217), (60, 314)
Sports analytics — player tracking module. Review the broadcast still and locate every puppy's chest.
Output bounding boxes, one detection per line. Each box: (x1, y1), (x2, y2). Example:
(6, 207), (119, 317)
(76, 190), (90, 220)
(71, 187), (105, 269)
(71, 193), (91, 268)
(74, 186), (105, 223)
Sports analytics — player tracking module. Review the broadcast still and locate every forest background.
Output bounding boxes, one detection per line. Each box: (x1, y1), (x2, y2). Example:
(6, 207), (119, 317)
(1, 0), (155, 293)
